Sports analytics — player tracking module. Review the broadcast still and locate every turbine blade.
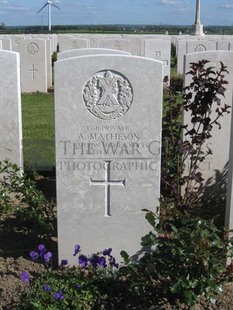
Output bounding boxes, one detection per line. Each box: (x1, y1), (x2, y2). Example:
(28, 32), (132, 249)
(51, 3), (61, 10)
(36, 3), (48, 14)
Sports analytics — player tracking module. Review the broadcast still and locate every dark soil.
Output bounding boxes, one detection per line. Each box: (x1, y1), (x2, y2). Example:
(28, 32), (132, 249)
(1, 175), (233, 309)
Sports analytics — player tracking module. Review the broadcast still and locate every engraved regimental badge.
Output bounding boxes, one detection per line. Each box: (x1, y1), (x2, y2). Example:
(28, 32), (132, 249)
(83, 70), (133, 120)
(27, 43), (39, 54)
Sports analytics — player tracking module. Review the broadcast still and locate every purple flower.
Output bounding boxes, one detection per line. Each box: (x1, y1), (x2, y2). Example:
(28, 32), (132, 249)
(42, 284), (51, 292)
(20, 271), (29, 284)
(53, 290), (64, 301)
(99, 256), (107, 268)
(110, 257), (119, 269)
(38, 244), (46, 257)
(73, 244), (80, 256)
(103, 248), (112, 256)
(74, 284), (81, 290)
(29, 250), (39, 261)
(90, 254), (100, 268)
(44, 251), (52, 264)
(61, 259), (68, 266)
(78, 255), (88, 268)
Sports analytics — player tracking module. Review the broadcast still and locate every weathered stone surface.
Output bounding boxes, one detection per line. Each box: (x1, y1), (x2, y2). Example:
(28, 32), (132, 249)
(55, 55), (163, 263)
(57, 48), (130, 61)
(0, 50), (23, 169)
(144, 39), (171, 81)
(20, 39), (47, 93)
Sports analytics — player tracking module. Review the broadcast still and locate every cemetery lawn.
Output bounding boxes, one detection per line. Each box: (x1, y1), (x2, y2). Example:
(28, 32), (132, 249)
(22, 92), (55, 171)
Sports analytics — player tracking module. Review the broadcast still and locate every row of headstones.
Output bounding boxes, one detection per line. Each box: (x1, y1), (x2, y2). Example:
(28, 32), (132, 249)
(0, 34), (172, 90)
(2, 34), (233, 93)
(50, 33), (233, 86)
(1, 47), (233, 263)
(175, 36), (233, 74)
(55, 34), (233, 81)
(0, 35), (56, 93)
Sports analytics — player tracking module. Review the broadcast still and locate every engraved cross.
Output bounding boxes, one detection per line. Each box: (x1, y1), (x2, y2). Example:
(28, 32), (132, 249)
(29, 64), (38, 80)
(97, 76), (119, 107)
(90, 161), (126, 217)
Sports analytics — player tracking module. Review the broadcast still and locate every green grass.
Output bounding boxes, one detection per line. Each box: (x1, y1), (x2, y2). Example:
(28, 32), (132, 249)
(22, 92), (55, 171)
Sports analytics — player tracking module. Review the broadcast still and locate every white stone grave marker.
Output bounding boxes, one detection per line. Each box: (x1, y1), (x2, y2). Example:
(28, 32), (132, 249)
(55, 55), (163, 263)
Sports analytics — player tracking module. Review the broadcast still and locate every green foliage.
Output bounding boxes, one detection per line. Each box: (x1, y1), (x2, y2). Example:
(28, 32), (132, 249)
(52, 52), (57, 65)
(20, 248), (121, 310)
(161, 86), (183, 202)
(162, 59), (230, 210)
(181, 60), (230, 206)
(120, 59), (233, 307)
(170, 43), (177, 70)
(0, 160), (55, 235)
(22, 268), (104, 309)
(140, 209), (233, 305)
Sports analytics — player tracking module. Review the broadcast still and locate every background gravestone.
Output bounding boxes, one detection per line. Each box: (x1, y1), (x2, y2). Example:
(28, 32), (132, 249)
(59, 38), (90, 52)
(100, 38), (130, 52)
(57, 48), (131, 61)
(20, 39), (47, 93)
(0, 50), (23, 169)
(144, 39), (171, 81)
(0, 37), (12, 51)
(177, 39), (216, 74)
(55, 55), (163, 264)
(183, 51), (233, 200)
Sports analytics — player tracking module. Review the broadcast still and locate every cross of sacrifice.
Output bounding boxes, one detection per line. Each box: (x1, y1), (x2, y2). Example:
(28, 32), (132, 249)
(29, 64), (38, 80)
(90, 161), (126, 217)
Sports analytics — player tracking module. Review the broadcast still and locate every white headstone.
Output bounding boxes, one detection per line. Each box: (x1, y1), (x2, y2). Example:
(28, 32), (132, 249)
(144, 39), (171, 81)
(184, 51), (233, 191)
(100, 39), (130, 53)
(0, 50), (23, 169)
(46, 39), (53, 88)
(55, 55), (163, 263)
(59, 38), (90, 52)
(0, 37), (12, 51)
(177, 39), (215, 74)
(217, 41), (230, 51)
(11, 35), (25, 52)
(57, 48), (130, 61)
(226, 112), (233, 233)
(20, 39), (47, 93)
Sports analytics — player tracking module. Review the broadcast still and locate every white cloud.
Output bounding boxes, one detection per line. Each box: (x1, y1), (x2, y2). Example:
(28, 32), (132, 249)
(0, 0), (30, 12)
(159, 0), (179, 6)
(219, 4), (233, 9)
(158, 0), (190, 6)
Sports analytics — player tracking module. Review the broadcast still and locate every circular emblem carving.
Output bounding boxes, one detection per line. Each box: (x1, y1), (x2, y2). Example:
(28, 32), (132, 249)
(193, 44), (206, 52)
(14, 38), (20, 45)
(27, 43), (39, 55)
(83, 70), (133, 120)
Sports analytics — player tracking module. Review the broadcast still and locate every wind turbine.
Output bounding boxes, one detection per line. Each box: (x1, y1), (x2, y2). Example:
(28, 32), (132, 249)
(37, 1), (61, 32)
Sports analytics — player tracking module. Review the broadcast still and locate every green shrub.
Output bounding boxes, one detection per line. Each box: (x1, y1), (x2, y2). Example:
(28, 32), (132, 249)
(135, 209), (233, 306)
(20, 245), (121, 310)
(0, 160), (55, 235)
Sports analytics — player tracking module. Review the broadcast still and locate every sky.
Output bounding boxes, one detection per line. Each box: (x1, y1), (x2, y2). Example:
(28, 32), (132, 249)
(0, 0), (233, 27)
